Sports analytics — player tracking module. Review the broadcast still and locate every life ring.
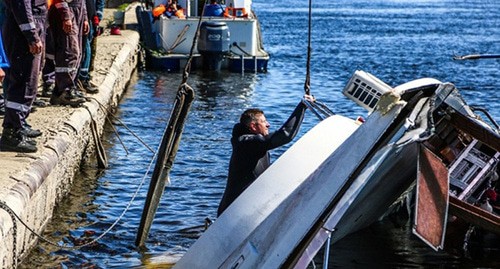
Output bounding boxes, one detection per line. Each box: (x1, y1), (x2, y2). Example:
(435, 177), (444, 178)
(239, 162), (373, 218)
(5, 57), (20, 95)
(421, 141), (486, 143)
(224, 7), (247, 18)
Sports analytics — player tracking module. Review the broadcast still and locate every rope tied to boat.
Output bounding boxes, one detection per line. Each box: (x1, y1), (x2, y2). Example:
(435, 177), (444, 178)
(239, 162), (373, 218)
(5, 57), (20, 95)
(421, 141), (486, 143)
(182, 0), (209, 83)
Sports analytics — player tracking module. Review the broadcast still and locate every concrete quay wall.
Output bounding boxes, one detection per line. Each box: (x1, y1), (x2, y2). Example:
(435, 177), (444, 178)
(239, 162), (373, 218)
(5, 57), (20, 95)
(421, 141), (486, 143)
(0, 30), (140, 268)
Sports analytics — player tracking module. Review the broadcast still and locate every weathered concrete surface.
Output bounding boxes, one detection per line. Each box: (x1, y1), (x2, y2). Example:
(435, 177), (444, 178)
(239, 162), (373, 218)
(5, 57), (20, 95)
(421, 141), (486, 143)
(0, 8), (140, 268)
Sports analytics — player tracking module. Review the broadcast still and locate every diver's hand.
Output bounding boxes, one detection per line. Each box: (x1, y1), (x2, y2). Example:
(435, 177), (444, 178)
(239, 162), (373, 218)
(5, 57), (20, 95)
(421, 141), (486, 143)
(303, 94), (315, 102)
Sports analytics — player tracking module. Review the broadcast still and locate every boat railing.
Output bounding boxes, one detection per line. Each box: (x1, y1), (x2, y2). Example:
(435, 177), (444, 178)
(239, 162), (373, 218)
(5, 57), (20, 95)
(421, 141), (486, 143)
(470, 106), (500, 132)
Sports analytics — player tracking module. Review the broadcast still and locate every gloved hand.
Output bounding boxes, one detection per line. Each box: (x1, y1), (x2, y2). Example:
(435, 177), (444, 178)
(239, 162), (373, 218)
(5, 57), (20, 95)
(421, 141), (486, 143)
(92, 15), (100, 27)
(304, 94), (315, 102)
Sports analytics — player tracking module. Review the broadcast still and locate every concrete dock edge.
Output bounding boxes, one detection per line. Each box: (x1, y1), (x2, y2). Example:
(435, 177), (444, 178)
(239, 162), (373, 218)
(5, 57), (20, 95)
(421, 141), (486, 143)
(0, 29), (140, 268)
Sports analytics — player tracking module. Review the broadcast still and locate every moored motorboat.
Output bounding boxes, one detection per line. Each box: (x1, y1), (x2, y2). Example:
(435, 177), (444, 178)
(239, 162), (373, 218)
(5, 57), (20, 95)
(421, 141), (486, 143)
(136, 0), (269, 73)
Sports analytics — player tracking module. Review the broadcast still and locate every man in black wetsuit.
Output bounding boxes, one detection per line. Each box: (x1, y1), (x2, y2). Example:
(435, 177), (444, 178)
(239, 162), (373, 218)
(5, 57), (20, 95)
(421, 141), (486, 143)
(217, 95), (314, 216)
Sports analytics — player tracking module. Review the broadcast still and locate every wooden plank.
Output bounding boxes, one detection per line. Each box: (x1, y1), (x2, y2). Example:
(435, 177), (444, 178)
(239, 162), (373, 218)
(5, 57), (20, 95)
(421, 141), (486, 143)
(449, 112), (500, 152)
(449, 196), (500, 235)
(413, 145), (449, 250)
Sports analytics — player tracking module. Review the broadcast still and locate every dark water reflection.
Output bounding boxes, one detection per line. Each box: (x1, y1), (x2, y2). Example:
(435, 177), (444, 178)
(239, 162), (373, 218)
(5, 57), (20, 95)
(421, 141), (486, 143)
(21, 0), (499, 268)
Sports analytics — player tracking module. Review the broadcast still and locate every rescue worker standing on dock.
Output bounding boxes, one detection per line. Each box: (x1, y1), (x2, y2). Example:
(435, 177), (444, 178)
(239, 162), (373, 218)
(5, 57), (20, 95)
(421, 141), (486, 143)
(77, 0), (104, 94)
(0, 0), (47, 153)
(49, 0), (88, 107)
(41, 0), (56, 98)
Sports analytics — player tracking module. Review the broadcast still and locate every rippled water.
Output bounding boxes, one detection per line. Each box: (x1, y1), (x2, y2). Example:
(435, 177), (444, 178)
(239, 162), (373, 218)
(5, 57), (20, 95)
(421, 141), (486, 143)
(21, 0), (499, 268)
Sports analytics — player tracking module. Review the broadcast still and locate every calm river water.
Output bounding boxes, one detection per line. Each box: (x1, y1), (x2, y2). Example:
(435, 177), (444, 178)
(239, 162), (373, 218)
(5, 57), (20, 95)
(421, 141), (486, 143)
(21, 0), (499, 268)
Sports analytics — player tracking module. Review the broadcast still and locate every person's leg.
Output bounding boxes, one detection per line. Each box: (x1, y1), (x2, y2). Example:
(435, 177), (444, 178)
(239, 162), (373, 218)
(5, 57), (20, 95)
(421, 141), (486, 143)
(0, 14), (41, 152)
(23, 15), (46, 137)
(0, 93), (5, 116)
(42, 25), (56, 97)
(50, 6), (86, 107)
(77, 26), (98, 93)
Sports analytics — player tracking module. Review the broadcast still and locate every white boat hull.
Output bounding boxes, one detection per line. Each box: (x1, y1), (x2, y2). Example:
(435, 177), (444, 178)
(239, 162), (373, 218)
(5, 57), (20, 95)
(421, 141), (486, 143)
(174, 97), (415, 268)
(172, 72), (500, 268)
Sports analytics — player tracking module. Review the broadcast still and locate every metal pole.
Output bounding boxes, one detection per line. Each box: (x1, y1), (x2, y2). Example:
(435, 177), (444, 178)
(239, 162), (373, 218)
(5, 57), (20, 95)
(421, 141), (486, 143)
(253, 55), (257, 74)
(322, 232), (332, 269)
(241, 54), (244, 76)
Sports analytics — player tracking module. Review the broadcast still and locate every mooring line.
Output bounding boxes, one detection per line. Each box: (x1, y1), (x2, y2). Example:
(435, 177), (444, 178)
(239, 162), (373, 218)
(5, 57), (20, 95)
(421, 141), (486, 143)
(87, 96), (155, 153)
(0, 201), (18, 268)
(0, 145), (159, 251)
(0, 94), (167, 258)
(83, 105), (108, 169)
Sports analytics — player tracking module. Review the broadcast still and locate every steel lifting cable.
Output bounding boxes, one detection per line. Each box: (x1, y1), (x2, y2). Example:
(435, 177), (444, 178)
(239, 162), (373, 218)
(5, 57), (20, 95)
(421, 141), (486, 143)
(300, 0), (334, 267)
(182, 1), (209, 83)
(302, 0), (334, 120)
(304, 0), (313, 96)
(136, 1), (210, 247)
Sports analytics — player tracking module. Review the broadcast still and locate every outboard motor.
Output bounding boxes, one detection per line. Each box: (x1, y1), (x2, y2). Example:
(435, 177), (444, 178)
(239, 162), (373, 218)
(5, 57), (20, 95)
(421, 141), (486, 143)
(197, 21), (230, 71)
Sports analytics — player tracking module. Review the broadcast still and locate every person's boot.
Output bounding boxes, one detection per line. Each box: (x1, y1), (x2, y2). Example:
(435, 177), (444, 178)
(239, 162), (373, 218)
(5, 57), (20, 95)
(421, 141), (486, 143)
(0, 127), (38, 153)
(22, 122), (42, 138)
(50, 88), (87, 107)
(41, 83), (55, 98)
(32, 98), (48, 108)
(74, 88), (87, 99)
(80, 79), (99, 94)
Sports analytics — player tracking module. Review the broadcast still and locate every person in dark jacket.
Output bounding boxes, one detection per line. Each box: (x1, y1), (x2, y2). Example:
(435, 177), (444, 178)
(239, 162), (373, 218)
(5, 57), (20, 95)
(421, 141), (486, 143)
(0, 0), (47, 152)
(48, 0), (88, 107)
(217, 95), (314, 216)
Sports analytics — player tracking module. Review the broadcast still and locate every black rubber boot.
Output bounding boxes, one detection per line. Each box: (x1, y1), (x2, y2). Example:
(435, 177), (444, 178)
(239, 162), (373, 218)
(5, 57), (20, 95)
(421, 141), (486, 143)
(22, 123), (42, 137)
(41, 83), (55, 97)
(80, 79), (99, 94)
(0, 127), (38, 153)
(50, 88), (87, 107)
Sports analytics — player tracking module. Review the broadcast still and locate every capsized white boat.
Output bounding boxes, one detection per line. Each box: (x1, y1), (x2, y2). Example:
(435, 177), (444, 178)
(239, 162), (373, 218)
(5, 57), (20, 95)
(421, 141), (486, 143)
(136, 0), (269, 72)
(173, 71), (499, 268)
